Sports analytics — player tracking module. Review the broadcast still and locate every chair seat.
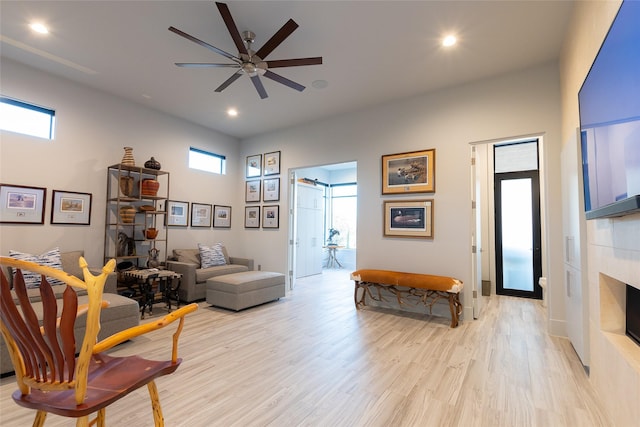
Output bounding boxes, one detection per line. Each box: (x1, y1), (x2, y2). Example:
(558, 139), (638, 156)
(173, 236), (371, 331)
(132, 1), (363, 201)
(12, 354), (181, 418)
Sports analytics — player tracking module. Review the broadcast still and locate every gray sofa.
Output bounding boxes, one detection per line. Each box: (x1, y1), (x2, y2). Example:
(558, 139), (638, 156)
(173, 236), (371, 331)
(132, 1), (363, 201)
(166, 248), (254, 302)
(1, 250), (140, 375)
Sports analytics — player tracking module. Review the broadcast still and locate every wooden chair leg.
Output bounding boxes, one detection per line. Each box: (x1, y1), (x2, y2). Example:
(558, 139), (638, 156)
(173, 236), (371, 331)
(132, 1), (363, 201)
(147, 380), (165, 427)
(75, 415), (89, 427)
(33, 410), (47, 427)
(96, 408), (106, 427)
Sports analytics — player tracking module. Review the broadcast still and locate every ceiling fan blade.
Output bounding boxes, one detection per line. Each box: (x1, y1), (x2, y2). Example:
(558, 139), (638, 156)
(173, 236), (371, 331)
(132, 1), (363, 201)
(250, 75), (268, 99)
(263, 70), (305, 92)
(214, 71), (243, 93)
(216, 2), (248, 56)
(266, 57), (323, 68)
(169, 26), (240, 63)
(176, 63), (240, 68)
(255, 19), (299, 60)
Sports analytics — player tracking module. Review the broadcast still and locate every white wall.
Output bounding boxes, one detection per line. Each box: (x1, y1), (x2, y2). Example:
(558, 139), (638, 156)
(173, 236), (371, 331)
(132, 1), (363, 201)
(0, 58), (244, 266)
(240, 62), (565, 323)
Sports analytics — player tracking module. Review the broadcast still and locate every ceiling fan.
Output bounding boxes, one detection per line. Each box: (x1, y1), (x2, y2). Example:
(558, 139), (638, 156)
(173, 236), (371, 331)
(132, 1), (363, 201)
(169, 1), (323, 99)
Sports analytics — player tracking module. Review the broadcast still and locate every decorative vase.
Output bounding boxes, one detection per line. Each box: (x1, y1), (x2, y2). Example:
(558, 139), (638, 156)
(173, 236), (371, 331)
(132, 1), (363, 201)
(145, 228), (158, 239)
(141, 179), (160, 197)
(144, 157), (161, 170)
(121, 147), (135, 166)
(147, 248), (160, 268)
(119, 205), (136, 223)
(119, 176), (134, 197)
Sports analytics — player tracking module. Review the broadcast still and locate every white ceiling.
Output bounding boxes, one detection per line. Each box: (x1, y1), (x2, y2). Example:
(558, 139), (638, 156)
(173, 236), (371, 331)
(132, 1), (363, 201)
(0, 1), (574, 140)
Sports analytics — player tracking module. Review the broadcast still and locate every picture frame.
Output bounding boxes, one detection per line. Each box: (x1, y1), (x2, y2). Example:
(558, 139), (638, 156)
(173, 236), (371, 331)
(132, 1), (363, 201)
(245, 206), (260, 228)
(383, 199), (434, 238)
(245, 179), (261, 202)
(51, 190), (92, 225)
(213, 205), (231, 228)
(166, 200), (189, 227)
(262, 205), (279, 229)
(262, 177), (280, 202)
(0, 184), (46, 224)
(191, 202), (212, 227)
(382, 149), (436, 194)
(263, 151), (281, 176)
(246, 154), (262, 178)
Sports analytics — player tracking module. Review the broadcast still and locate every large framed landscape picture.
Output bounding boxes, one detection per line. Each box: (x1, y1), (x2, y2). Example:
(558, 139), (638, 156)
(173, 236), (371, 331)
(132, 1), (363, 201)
(382, 149), (435, 194)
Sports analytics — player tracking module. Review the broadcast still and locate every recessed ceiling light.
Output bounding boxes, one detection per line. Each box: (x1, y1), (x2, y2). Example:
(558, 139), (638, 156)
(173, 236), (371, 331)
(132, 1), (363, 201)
(227, 108), (238, 117)
(30, 23), (49, 34)
(442, 35), (457, 47)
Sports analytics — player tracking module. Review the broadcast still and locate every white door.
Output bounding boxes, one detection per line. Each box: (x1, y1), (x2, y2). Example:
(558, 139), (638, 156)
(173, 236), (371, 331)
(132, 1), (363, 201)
(295, 183), (324, 278)
(471, 146), (484, 318)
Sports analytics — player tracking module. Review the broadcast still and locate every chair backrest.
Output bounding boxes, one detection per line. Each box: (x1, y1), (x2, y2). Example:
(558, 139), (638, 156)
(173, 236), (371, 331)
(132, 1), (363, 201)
(0, 256), (115, 404)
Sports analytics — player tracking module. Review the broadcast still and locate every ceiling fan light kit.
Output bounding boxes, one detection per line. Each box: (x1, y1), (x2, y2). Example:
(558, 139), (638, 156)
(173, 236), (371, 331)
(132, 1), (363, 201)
(169, 1), (323, 99)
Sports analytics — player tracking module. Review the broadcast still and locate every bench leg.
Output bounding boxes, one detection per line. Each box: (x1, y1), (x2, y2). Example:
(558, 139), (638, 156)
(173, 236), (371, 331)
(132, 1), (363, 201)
(354, 281), (365, 308)
(448, 293), (462, 328)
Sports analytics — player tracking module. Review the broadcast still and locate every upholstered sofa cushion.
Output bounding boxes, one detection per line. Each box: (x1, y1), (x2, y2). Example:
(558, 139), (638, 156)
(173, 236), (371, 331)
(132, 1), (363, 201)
(173, 247), (230, 267)
(195, 264), (249, 283)
(198, 243), (227, 268)
(9, 247), (65, 288)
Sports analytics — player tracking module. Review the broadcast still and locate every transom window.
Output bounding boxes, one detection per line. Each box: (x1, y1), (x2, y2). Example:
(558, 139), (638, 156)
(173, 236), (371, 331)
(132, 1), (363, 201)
(0, 96), (56, 140)
(189, 147), (226, 174)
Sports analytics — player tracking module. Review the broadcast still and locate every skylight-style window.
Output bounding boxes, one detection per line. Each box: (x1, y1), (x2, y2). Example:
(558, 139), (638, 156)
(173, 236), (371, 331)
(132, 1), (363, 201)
(0, 96), (56, 140)
(189, 147), (226, 174)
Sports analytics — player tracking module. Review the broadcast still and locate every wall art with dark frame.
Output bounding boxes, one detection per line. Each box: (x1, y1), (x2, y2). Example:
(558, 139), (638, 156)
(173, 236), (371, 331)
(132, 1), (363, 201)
(245, 179), (261, 202)
(246, 154), (262, 178)
(382, 149), (435, 194)
(245, 206), (260, 228)
(262, 177), (280, 202)
(262, 205), (279, 229)
(383, 199), (434, 238)
(213, 205), (231, 228)
(51, 190), (92, 225)
(0, 183), (46, 224)
(263, 151), (281, 176)
(191, 202), (212, 227)
(166, 200), (189, 227)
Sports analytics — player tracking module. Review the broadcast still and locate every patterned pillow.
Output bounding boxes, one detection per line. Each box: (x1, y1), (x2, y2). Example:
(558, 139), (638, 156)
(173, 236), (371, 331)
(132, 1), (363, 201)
(198, 243), (227, 268)
(9, 247), (65, 288)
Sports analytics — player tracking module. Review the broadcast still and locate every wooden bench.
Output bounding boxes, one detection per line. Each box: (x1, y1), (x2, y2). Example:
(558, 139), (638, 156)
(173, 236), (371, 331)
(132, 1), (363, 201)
(350, 269), (464, 328)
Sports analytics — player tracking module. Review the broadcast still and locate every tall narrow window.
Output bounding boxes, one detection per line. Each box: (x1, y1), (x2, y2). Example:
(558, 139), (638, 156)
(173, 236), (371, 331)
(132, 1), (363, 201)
(0, 96), (56, 139)
(189, 147), (226, 174)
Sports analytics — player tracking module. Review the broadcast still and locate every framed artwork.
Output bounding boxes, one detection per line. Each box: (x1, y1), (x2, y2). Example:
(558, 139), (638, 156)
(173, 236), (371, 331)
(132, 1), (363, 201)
(263, 151), (281, 176)
(262, 205), (279, 229)
(245, 179), (261, 202)
(382, 149), (436, 194)
(263, 177), (280, 202)
(245, 206), (260, 228)
(166, 200), (189, 227)
(246, 154), (262, 178)
(213, 205), (231, 228)
(383, 199), (434, 238)
(0, 184), (46, 224)
(191, 203), (212, 227)
(51, 190), (92, 225)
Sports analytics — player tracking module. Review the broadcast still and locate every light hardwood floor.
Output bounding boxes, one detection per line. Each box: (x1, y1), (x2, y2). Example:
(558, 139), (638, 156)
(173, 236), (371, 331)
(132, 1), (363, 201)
(0, 269), (612, 426)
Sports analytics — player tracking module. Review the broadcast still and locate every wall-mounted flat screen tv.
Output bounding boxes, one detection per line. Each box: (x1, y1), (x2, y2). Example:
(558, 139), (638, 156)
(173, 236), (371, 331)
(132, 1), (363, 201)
(579, 0), (640, 220)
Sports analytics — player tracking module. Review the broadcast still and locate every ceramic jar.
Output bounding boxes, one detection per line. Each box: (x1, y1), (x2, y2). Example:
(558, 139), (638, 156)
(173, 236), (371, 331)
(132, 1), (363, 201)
(141, 179), (160, 197)
(119, 206), (136, 223)
(144, 157), (161, 170)
(119, 176), (134, 197)
(121, 147), (135, 166)
(145, 228), (158, 239)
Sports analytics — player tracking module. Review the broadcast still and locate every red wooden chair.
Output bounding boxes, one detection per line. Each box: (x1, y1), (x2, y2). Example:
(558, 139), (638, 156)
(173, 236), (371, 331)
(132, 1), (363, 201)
(0, 256), (198, 426)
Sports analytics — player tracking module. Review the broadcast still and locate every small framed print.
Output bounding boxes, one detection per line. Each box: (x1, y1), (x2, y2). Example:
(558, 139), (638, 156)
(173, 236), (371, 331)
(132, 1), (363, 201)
(263, 177), (280, 202)
(246, 154), (262, 178)
(213, 205), (231, 228)
(382, 149), (436, 194)
(51, 190), (92, 225)
(0, 184), (46, 224)
(263, 151), (281, 176)
(191, 203), (212, 227)
(245, 179), (261, 202)
(262, 205), (279, 228)
(245, 206), (260, 228)
(384, 199), (434, 238)
(166, 200), (189, 226)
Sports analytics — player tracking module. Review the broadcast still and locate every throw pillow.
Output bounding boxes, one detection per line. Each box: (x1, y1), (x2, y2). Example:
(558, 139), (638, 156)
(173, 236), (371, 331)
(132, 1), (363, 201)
(9, 247), (65, 288)
(198, 243), (227, 268)
(173, 249), (201, 266)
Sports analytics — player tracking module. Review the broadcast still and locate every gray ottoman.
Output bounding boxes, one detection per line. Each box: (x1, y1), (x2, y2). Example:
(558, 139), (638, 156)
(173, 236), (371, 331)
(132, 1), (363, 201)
(206, 271), (285, 311)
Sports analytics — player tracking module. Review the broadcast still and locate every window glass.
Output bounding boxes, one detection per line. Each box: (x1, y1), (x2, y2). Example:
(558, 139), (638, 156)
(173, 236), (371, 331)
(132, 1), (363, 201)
(0, 96), (55, 139)
(189, 147), (226, 174)
(494, 140), (538, 173)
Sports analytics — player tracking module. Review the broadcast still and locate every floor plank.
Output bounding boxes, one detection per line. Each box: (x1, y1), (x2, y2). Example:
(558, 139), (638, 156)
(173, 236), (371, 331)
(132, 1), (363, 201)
(0, 269), (612, 426)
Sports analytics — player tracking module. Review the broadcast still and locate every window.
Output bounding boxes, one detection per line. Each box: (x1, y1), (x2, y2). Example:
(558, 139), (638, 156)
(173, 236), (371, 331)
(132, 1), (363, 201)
(189, 147), (226, 174)
(0, 96), (56, 139)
